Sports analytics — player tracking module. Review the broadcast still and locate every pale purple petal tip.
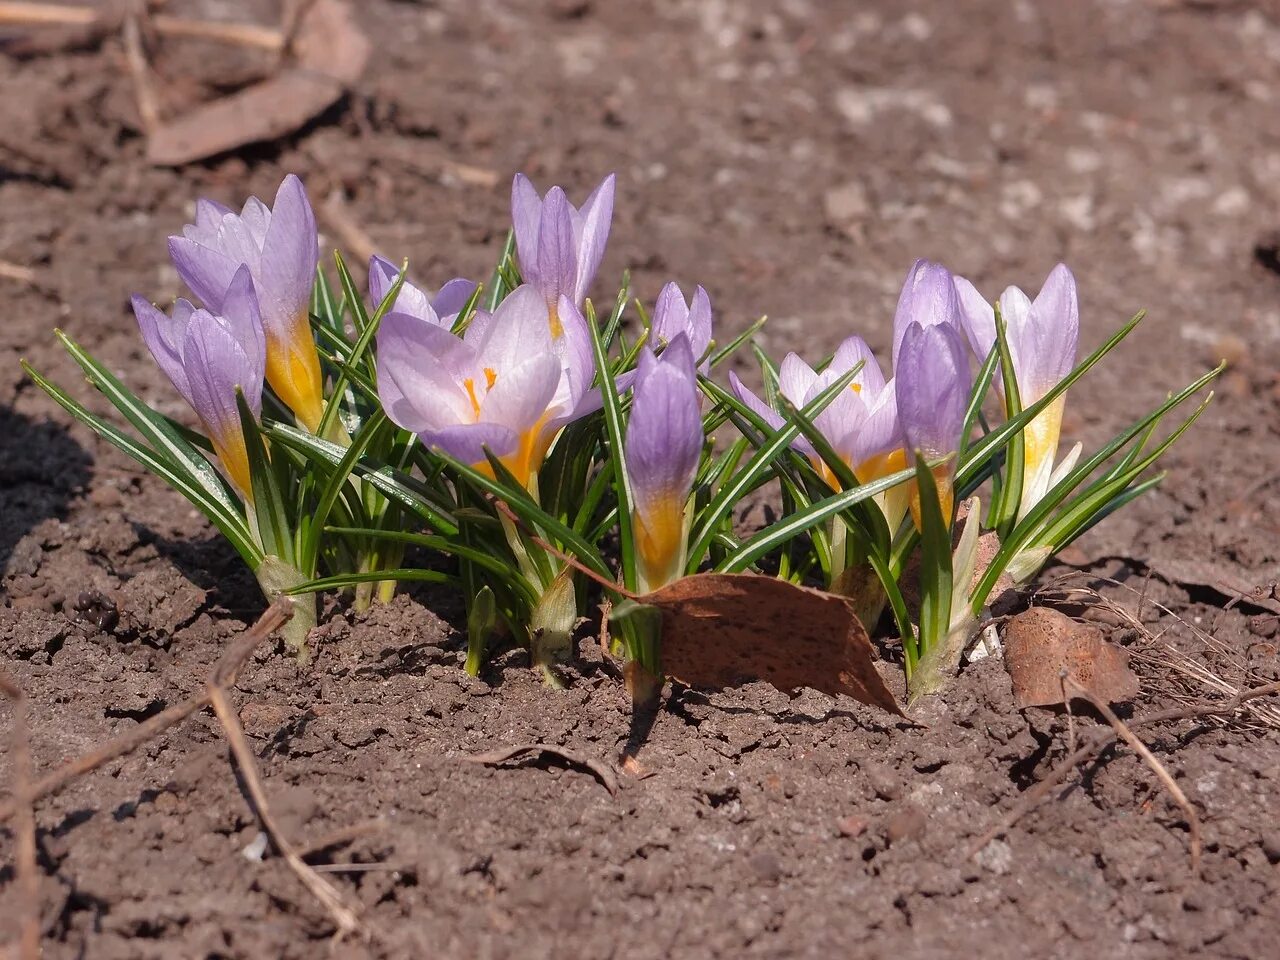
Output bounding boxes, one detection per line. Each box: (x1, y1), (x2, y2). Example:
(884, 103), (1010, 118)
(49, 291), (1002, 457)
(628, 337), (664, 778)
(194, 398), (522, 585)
(891, 258), (960, 367)
(895, 320), (971, 462)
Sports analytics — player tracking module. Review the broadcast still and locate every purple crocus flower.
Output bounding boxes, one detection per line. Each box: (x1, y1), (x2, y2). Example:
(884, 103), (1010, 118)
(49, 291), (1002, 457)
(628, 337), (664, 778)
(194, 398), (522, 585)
(650, 282), (713, 373)
(511, 173), (615, 336)
(895, 319), (972, 527)
(954, 264), (1081, 517)
(133, 265), (266, 501)
(891, 258), (962, 368)
(625, 334), (703, 591)
(368, 255), (478, 328)
(168, 175), (324, 431)
(376, 284), (598, 486)
(730, 337), (910, 528)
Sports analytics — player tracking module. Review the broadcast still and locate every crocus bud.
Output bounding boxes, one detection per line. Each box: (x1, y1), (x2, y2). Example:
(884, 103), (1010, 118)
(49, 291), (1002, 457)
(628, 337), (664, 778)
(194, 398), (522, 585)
(168, 175), (324, 432)
(955, 264), (1080, 517)
(511, 173), (616, 336)
(133, 264), (265, 501)
(650, 282), (713, 373)
(891, 258), (962, 368)
(729, 336), (907, 528)
(625, 334), (702, 591)
(895, 319), (971, 528)
(368, 255), (477, 328)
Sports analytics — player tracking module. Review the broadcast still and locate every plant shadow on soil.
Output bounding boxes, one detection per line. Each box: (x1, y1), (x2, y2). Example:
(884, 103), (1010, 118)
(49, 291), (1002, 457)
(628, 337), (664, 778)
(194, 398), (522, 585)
(0, 407), (90, 585)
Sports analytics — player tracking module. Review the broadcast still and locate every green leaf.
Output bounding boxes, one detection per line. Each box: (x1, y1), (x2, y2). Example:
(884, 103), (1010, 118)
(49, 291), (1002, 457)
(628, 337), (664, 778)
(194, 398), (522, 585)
(709, 316), (767, 370)
(686, 363), (860, 573)
(717, 462), (917, 574)
(237, 391), (292, 563)
(584, 300), (637, 589)
(911, 454), (953, 674)
(266, 423), (459, 535)
(56, 331), (238, 515)
(437, 451), (614, 583)
(956, 309), (1146, 490)
(989, 302), (1024, 537)
(24, 360), (262, 566)
(291, 568), (456, 593)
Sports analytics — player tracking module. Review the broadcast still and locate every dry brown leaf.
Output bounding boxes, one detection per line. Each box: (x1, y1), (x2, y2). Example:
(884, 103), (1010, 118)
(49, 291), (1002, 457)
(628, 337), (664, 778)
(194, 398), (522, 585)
(146, 69), (343, 165)
(1002, 606), (1140, 709)
(146, 0), (369, 165)
(638, 572), (904, 717)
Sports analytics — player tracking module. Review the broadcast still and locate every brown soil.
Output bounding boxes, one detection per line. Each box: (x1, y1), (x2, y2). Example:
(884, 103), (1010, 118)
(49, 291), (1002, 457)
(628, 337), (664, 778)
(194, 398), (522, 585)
(3, 1), (1280, 957)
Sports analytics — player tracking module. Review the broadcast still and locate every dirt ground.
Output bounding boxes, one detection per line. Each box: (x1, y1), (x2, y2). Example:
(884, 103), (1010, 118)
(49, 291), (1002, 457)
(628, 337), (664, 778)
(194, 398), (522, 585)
(3, 1), (1280, 957)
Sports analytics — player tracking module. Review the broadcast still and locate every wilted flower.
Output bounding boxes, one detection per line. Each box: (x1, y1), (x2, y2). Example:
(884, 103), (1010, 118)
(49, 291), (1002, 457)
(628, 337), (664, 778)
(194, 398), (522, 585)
(376, 284), (597, 486)
(168, 175), (324, 431)
(368, 255), (477, 328)
(625, 334), (703, 591)
(954, 264), (1081, 518)
(895, 319), (971, 527)
(133, 265), (265, 501)
(650, 282), (713, 372)
(511, 173), (616, 336)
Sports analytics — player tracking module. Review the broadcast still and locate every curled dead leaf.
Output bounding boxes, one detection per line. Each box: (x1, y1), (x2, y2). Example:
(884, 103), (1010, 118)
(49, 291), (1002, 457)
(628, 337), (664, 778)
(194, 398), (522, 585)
(146, 0), (369, 165)
(636, 572), (904, 717)
(1002, 607), (1140, 709)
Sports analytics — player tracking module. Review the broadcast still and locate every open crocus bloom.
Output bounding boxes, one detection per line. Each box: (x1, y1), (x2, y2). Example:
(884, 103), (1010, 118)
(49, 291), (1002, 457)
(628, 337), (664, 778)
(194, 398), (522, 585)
(730, 336), (908, 526)
(368, 255), (477, 328)
(954, 263), (1080, 518)
(511, 173), (615, 337)
(625, 334), (702, 592)
(895, 319), (971, 528)
(168, 175), (324, 432)
(376, 284), (598, 487)
(650, 282), (713, 373)
(133, 265), (266, 501)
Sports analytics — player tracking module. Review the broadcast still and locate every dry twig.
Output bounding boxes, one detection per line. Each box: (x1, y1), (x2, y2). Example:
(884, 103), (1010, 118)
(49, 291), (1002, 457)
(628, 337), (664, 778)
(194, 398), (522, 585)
(1065, 675), (1202, 871)
(968, 679), (1280, 859)
(464, 742), (620, 797)
(121, 8), (161, 133)
(206, 685), (361, 936)
(0, 673), (41, 960)
(0, 601), (290, 826)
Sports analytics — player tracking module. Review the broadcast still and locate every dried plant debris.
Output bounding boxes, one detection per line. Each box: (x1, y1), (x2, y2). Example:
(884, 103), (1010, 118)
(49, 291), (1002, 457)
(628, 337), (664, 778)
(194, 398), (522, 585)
(641, 573), (904, 717)
(1002, 606), (1140, 709)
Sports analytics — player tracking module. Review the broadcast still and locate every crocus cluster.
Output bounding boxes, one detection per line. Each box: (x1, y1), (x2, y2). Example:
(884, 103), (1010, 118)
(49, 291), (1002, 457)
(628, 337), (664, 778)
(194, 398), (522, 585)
(34, 165), (1211, 699)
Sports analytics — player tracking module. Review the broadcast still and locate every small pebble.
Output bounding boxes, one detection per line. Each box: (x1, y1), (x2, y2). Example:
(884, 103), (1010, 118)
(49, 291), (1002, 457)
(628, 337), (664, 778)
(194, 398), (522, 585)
(883, 805), (927, 844)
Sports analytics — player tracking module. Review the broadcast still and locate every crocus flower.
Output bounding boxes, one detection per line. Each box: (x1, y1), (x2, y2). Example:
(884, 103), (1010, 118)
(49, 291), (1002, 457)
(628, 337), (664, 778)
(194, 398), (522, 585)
(368, 255), (477, 328)
(133, 265), (265, 501)
(168, 175), (324, 432)
(730, 337), (908, 528)
(511, 173), (616, 337)
(895, 319), (971, 528)
(376, 284), (597, 486)
(891, 258), (962, 368)
(650, 282), (713, 373)
(953, 264), (1081, 518)
(625, 334), (703, 591)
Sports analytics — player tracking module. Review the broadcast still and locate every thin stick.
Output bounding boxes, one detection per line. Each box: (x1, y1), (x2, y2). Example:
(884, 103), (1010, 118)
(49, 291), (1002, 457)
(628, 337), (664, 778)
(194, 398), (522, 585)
(0, 261), (37, 284)
(206, 684), (361, 936)
(0, 602), (291, 825)
(0, 3), (283, 50)
(0, 1), (95, 26)
(1065, 677), (1202, 871)
(968, 679), (1280, 859)
(150, 14), (282, 50)
(319, 191), (379, 268)
(122, 11), (161, 133)
(0, 673), (41, 960)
